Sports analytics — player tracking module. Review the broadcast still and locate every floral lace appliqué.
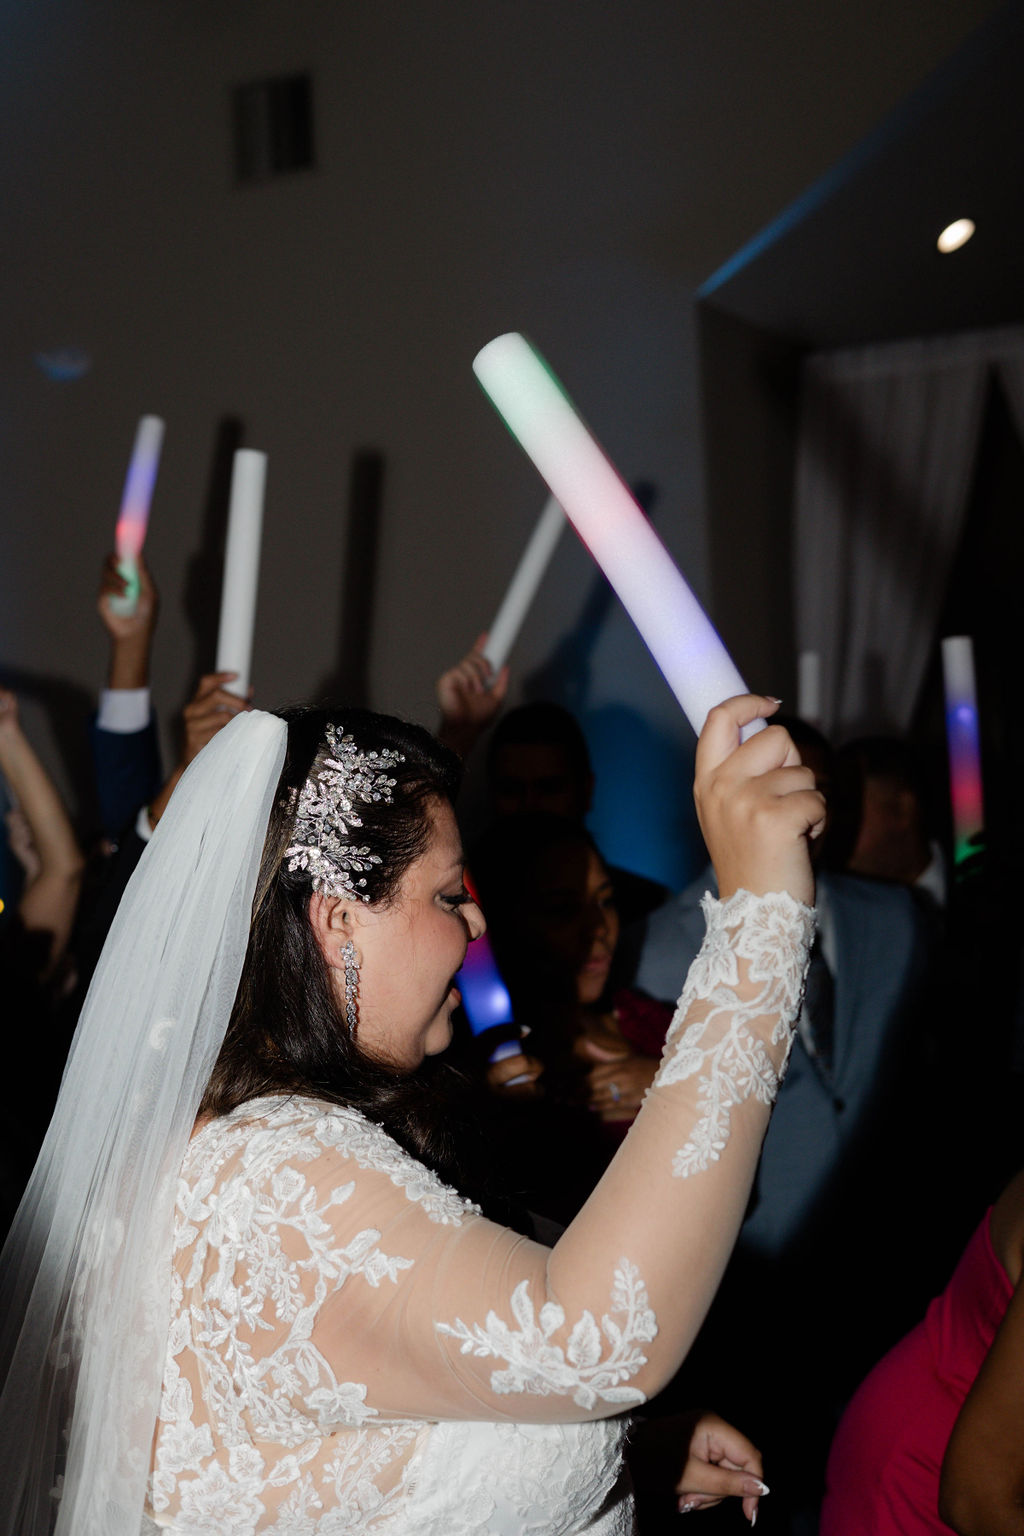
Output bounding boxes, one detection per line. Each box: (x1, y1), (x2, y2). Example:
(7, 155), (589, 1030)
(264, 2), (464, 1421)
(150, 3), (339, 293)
(655, 889), (815, 1179)
(151, 1100), (425, 1530)
(310, 1105), (479, 1226)
(436, 1259), (657, 1410)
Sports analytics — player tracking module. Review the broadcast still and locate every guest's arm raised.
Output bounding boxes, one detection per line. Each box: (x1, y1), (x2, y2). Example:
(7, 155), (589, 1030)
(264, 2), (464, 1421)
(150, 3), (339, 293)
(0, 690), (84, 970)
(146, 672), (251, 829)
(436, 633), (509, 758)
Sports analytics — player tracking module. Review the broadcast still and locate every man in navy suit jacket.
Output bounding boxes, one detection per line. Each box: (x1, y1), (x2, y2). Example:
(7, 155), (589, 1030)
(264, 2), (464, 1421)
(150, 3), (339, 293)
(634, 863), (928, 1255)
(630, 716), (934, 1531)
(632, 862), (931, 1533)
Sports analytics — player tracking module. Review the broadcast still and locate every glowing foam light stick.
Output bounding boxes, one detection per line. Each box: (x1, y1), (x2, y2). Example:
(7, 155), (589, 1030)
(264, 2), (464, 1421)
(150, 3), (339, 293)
(941, 635), (984, 864)
(458, 931), (514, 1037)
(482, 495), (566, 674)
(458, 877), (533, 1075)
(109, 415), (165, 617)
(459, 871), (514, 1037)
(473, 334), (759, 738)
(215, 449), (267, 697)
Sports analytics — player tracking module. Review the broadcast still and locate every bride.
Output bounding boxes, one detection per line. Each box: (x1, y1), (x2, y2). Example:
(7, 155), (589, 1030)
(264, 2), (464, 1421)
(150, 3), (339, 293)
(0, 694), (821, 1535)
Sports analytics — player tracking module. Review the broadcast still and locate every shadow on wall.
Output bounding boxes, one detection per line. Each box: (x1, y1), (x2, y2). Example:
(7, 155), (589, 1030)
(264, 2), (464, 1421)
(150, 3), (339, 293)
(314, 449), (385, 709)
(583, 702), (700, 894)
(181, 415), (245, 708)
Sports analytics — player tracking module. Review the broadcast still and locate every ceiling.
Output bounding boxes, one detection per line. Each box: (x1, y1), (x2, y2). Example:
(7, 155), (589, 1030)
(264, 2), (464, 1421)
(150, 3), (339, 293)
(697, 1), (1024, 350)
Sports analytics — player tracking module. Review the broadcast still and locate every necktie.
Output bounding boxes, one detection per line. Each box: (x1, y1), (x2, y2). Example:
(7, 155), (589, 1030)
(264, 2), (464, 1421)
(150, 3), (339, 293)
(800, 935), (836, 1083)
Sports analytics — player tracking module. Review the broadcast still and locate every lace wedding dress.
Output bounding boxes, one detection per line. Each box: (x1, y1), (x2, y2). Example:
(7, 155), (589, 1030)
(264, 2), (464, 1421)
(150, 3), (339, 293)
(145, 890), (814, 1535)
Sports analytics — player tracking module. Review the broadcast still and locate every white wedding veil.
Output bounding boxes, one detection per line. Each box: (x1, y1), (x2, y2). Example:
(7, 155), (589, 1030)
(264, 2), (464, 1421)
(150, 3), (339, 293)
(0, 709), (287, 1536)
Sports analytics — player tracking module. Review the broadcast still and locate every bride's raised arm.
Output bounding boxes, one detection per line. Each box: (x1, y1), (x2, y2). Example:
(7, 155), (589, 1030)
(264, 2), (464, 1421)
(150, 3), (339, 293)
(240, 695), (823, 1426)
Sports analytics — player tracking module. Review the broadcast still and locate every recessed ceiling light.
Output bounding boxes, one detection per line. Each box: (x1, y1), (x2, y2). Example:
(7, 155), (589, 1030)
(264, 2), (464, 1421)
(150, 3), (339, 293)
(937, 219), (975, 254)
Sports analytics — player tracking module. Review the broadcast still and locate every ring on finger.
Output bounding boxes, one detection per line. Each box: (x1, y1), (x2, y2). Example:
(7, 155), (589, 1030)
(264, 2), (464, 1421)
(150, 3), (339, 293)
(609, 1082), (621, 1104)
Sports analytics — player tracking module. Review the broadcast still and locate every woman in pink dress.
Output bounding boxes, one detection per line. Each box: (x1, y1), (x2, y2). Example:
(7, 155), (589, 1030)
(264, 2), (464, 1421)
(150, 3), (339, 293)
(821, 1168), (1024, 1534)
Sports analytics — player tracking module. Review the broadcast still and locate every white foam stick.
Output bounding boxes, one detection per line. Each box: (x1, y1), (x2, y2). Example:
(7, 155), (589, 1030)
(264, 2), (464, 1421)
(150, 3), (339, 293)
(941, 635), (984, 864)
(797, 651), (821, 724)
(215, 450), (267, 697)
(481, 495), (566, 674)
(109, 415), (165, 617)
(473, 333), (760, 738)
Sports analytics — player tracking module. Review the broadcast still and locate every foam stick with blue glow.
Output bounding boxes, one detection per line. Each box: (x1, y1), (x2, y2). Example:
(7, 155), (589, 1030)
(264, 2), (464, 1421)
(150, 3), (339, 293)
(215, 449), (267, 697)
(457, 928), (514, 1037)
(458, 876), (536, 1078)
(109, 415), (165, 617)
(482, 494), (566, 674)
(473, 333), (760, 738)
(941, 635), (985, 864)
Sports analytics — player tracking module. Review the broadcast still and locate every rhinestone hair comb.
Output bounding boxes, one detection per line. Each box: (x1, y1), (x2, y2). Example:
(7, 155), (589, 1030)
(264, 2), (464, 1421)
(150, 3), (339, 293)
(284, 727), (404, 900)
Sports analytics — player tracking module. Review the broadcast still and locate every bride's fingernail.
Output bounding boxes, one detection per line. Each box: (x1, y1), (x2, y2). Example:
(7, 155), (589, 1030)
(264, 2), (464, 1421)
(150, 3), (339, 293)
(678, 1500), (698, 1513)
(745, 1479), (770, 1496)
(764, 696), (783, 705)
(750, 1506), (758, 1527)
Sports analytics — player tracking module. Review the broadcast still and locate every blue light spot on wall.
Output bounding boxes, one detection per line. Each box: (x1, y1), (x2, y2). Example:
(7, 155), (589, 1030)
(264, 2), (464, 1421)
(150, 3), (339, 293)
(35, 348), (92, 381)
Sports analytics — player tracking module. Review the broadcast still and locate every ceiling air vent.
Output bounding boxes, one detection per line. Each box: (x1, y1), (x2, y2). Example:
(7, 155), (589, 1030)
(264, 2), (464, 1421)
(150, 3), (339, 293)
(232, 73), (314, 184)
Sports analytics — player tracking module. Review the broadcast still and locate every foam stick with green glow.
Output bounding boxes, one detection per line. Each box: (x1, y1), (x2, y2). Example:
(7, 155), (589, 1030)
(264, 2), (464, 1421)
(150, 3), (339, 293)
(473, 333), (760, 739)
(215, 449), (267, 697)
(109, 415), (165, 617)
(941, 635), (984, 863)
(482, 494), (565, 674)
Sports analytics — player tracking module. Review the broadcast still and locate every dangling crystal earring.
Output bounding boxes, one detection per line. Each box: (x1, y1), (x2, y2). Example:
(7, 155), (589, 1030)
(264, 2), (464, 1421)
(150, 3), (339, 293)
(341, 940), (359, 1034)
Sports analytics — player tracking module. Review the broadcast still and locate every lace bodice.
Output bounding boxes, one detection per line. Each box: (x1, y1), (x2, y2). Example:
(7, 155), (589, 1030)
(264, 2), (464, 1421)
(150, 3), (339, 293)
(147, 889), (813, 1534)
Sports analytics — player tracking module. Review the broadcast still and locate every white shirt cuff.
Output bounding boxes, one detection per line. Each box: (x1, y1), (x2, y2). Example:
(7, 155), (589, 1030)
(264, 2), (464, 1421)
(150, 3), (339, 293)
(97, 687), (151, 734)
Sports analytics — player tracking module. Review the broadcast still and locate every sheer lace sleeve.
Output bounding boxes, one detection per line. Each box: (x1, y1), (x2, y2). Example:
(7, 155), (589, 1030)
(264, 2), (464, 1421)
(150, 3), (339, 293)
(166, 888), (813, 1449)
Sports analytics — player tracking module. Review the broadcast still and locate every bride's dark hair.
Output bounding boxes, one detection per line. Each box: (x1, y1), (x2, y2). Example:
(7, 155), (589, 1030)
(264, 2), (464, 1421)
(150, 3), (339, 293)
(200, 706), (489, 1195)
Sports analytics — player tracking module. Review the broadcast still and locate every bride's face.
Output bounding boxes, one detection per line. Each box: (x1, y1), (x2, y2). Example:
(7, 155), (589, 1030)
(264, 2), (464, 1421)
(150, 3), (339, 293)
(344, 801), (485, 1068)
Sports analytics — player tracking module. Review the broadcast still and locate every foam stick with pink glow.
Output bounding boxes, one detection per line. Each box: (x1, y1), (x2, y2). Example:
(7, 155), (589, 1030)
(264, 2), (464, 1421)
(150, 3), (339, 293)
(473, 333), (760, 739)
(941, 635), (984, 864)
(481, 494), (566, 675)
(108, 415), (165, 617)
(215, 449), (267, 698)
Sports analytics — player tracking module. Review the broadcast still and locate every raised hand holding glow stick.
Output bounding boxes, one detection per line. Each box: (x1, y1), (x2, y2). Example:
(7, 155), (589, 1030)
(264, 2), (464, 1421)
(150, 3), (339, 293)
(109, 415), (164, 617)
(215, 449), (267, 698)
(482, 495), (566, 674)
(941, 635), (984, 864)
(473, 333), (759, 739)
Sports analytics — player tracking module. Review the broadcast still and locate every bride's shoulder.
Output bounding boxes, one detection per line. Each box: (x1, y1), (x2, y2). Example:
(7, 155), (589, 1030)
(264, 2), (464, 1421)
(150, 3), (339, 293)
(186, 1093), (371, 1166)
(186, 1094), (479, 1226)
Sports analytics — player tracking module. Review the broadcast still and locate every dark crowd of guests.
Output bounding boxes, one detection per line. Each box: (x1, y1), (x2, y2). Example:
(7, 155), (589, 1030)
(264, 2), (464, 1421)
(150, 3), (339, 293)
(3, 560), (1022, 1534)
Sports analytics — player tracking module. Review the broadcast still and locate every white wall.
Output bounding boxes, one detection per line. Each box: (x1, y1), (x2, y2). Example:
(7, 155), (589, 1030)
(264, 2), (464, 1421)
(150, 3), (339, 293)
(0, 0), (997, 884)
